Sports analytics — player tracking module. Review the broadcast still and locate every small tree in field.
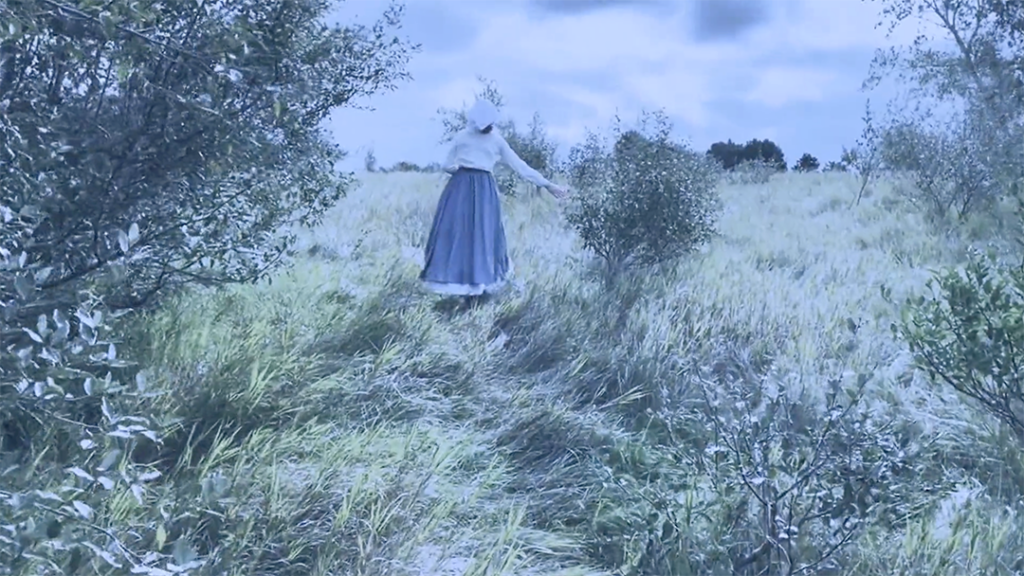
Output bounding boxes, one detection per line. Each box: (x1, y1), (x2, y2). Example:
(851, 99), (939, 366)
(794, 153), (820, 172)
(564, 111), (720, 283)
(870, 104), (1006, 220)
(847, 101), (884, 207)
(364, 149), (378, 172)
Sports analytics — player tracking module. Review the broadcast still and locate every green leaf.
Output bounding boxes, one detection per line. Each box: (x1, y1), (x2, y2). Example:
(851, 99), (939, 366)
(71, 500), (93, 520)
(14, 273), (35, 299)
(118, 229), (130, 253)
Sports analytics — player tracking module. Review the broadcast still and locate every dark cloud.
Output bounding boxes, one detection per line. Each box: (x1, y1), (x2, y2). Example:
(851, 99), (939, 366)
(530, 0), (666, 15)
(691, 0), (769, 42)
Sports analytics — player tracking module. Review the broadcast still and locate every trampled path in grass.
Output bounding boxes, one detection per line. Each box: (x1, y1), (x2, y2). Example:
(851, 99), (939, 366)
(135, 172), (1024, 576)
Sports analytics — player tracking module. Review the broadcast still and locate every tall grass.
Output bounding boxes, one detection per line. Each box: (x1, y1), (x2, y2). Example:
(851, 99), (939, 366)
(127, 170), (1024, 575)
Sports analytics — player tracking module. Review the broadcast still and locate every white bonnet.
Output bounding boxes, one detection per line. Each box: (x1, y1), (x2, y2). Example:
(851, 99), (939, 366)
(466, 99), (499, 132)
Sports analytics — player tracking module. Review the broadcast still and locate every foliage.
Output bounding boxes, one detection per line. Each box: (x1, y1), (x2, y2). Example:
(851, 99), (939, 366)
(864, 0), (1024, 217)
(793, 153), (820, 172)
(0, 0), (416, 573)
(892, 252), (1024, 441)
(500, 113), (558, 196)
(871, 0), (1024, 482)
(695, 372), (904, 575)
(564, 111), (720, 281)
(870, 101), (1007, 220)
(435, 77), (557, 196)
(846, 101), (884, 207)
(706, 138), (787, 172)
(0, 210), (174, 574)
(0, 0), (416, 313)
(865, 0), (1024, 114)
(364, 149), (378, 172)
(824, 161), (847, 172)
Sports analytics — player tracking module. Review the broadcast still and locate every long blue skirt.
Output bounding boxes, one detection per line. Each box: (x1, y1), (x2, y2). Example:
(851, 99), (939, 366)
(420, 168), (512, 296)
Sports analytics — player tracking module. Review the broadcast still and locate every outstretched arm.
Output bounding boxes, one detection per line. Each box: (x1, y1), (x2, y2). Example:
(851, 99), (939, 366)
(498, 135), (552, 188)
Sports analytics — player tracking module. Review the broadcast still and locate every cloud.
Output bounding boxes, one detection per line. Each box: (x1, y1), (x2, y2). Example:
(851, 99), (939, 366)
(530, 0), (666, 15)
(400, 2), (481, 53)
(323, 0), (956, 172)
(690, 0), (770, 42)
(745, 66), (842, 108)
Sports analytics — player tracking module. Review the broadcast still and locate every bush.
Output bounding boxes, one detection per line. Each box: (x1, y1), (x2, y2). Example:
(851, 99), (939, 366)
(564, 111), (720, 281)
(874, 115), (1002, 220)
(0, 0), (415, 313)
(891, 252), (1024, 442)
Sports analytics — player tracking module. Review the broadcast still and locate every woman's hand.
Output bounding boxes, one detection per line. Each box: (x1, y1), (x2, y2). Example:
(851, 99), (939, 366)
(547, 183), (570, 199)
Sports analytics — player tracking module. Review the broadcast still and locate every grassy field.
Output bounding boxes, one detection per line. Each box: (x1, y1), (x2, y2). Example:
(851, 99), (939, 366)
(129, 171), (1024, 575)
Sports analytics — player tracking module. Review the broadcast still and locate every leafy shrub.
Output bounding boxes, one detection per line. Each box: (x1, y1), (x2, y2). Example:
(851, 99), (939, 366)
(875, 116), (1002, 220)
(0, 0), (414, 312)
(892, 252), (1024, 441)
(693, 372), (913, 575)
(564, 111), (720, 281)
(0, 208), (171, 574)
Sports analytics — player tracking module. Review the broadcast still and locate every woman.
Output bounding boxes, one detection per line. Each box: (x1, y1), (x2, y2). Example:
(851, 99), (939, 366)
(420, 99), (569, 307)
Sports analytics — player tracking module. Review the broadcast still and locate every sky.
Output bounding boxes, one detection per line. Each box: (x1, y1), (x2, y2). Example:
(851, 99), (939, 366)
(324, 0), (950, 171)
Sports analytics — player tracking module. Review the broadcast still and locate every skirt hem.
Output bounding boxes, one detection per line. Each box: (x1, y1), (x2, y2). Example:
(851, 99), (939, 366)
(422, 261), (515, 297)
(422, 279), (507, 296)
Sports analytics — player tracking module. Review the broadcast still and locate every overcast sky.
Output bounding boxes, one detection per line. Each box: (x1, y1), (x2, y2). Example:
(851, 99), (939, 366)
(325, 0), (947, 171)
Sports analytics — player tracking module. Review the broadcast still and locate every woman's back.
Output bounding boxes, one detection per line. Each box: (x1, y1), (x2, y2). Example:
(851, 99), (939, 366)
(444, 128), (551, 188)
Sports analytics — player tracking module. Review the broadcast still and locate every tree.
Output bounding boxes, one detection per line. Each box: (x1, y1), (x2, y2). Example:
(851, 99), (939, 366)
(706, 138), (787, 172)
(794, 153), (820, 172)
(364, 149), (378, 172)
(0, 0), (418, 317)
(864, 0), (1024, 203)
(741, 138), (787, 171)
(847, 101), (884, 207)
(706, 139), (745, 170)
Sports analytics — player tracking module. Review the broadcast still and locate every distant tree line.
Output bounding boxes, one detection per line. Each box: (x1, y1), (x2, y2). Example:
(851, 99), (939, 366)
(704, 139), (839, 174)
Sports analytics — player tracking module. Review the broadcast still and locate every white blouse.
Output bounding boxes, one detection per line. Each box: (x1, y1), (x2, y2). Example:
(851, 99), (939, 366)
(443, 128), (552, 188)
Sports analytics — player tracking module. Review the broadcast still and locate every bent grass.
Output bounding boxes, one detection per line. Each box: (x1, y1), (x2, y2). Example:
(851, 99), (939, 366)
(132, 170), (1024, 575)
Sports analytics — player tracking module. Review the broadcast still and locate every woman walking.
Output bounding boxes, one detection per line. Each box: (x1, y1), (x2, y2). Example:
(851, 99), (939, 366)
(420, 99), (569, 307)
